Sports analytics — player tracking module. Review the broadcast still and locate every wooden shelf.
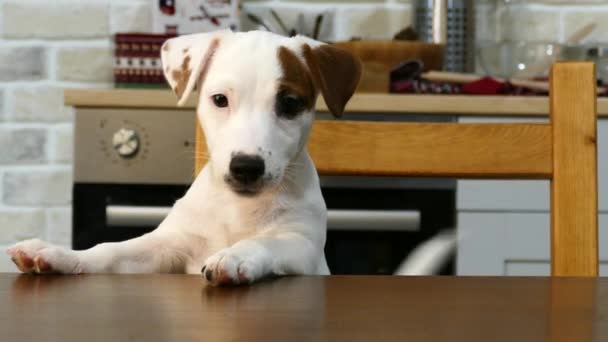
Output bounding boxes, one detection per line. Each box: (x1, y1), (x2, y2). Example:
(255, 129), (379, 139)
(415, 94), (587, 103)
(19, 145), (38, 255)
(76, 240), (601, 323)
(64, 88), (608, 117)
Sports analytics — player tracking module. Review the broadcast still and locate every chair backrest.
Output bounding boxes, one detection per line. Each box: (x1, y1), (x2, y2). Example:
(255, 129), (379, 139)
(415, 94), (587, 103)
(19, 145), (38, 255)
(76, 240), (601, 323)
(195, 62), (599, 276)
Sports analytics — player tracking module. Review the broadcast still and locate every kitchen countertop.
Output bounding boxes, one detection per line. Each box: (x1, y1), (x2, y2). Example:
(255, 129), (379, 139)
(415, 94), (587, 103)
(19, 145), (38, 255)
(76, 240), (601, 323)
(1, 274), (606, 341)
(64, 89), (608, 116)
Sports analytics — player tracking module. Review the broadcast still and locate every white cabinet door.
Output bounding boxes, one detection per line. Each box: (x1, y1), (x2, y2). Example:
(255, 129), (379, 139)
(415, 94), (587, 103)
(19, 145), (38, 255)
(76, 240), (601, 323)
(457, 212), (608, 276)
(457, 117), (608, 275)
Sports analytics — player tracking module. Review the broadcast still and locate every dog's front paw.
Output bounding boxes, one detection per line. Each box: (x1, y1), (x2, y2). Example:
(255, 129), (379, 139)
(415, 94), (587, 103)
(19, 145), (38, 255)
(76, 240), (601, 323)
(201, 243), (270, 286)
(6, 239), (83, 274)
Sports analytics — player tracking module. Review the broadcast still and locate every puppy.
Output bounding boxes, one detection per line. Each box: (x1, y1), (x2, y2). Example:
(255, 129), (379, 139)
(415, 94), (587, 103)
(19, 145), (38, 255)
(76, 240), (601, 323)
(6, 30), (362, 285)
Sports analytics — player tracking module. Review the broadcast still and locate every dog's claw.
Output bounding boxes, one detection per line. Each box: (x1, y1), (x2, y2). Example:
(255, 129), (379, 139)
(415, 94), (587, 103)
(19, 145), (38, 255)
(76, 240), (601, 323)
(33, 255), (52, 274)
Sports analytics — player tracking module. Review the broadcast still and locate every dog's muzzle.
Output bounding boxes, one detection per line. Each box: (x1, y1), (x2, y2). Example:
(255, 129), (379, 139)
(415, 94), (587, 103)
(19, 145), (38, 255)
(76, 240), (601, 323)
(225, 154), (265, 195)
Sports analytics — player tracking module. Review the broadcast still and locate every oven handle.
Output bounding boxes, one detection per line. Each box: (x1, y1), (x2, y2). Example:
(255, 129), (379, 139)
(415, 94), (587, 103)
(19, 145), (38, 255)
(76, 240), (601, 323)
(105, 205), (420, 231)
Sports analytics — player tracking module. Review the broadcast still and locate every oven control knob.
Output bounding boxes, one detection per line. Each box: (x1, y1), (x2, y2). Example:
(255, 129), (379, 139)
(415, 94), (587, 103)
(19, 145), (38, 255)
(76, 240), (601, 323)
(112, 128), (140, 158)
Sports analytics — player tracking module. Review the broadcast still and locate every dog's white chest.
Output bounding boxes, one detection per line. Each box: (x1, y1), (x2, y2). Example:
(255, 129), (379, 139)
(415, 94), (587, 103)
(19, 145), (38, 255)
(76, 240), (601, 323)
(175, 174), (280, 274)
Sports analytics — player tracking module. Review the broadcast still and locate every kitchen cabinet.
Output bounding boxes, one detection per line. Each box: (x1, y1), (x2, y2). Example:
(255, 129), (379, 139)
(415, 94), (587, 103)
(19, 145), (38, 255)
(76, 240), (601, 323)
(457, 117), (608, 276)
(66, 90), (608, 276)
(457, 211), (608, 275)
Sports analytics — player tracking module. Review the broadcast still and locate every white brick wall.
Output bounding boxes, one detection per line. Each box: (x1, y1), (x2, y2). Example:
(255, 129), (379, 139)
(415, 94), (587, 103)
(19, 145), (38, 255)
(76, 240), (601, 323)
(0, 0), (128, 274)
(0, 0), (607, 273)
(486, 1), (608, 44)
(240, 0), (412, 41)
(2, 1), (109, 39)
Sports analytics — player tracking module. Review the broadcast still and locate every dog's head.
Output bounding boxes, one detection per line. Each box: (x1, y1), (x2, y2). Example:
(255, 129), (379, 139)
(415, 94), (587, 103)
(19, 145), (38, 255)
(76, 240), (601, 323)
(161, 30), (361, 196)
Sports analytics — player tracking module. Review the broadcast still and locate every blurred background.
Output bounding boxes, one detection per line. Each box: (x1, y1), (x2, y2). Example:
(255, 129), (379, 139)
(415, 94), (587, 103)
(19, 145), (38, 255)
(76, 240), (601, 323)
(1, 0), (607, 273)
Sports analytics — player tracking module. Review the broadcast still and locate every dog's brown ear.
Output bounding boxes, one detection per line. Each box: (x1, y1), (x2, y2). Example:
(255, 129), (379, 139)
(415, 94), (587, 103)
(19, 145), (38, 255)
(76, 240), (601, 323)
(302, 44), (362, 117)
(160, 30), (232, 106)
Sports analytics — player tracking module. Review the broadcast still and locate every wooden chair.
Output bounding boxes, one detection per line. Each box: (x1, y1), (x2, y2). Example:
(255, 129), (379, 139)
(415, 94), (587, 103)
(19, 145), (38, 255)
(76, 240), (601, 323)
(195, 62), (599, 277)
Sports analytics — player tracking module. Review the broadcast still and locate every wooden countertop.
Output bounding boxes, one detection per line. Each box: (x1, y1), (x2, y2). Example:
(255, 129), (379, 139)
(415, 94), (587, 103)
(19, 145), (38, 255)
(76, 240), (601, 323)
(64, 88), (608, 116)
(1, 274), (606, 341)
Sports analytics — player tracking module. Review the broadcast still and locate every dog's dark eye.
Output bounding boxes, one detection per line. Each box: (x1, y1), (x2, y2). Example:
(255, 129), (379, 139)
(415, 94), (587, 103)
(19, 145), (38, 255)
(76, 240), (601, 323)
(276, 93), (306, 119)
(212, 94), (228, 108)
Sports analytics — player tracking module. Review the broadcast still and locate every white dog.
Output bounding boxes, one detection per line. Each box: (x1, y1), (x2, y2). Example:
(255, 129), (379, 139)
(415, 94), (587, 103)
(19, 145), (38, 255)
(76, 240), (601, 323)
(6, 30), (362, 286)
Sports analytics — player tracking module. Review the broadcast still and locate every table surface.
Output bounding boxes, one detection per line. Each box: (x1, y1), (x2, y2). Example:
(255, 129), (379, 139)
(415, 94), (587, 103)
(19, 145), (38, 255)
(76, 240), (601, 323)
(1, 274), (606, 342)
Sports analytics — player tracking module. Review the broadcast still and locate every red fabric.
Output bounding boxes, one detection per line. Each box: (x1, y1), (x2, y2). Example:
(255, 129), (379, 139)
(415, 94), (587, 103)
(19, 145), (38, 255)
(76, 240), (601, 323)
(462, 77), (505, 95)
(391, 74), (608, 96)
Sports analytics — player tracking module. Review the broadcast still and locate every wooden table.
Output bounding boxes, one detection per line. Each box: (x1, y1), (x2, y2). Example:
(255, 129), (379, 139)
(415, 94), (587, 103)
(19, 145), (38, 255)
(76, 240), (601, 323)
(1, 274), (606, 341)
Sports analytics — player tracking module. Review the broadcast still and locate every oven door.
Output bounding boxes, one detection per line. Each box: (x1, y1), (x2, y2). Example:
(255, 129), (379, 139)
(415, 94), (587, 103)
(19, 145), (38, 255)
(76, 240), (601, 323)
(74, 180), (453, 275)
(321, 178), (455, 275)
(72, 183), (189, 250)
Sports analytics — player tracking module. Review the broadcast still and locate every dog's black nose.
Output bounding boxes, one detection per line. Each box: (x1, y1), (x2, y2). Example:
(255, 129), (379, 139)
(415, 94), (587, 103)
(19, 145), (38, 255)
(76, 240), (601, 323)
(229, 154), (265, 185)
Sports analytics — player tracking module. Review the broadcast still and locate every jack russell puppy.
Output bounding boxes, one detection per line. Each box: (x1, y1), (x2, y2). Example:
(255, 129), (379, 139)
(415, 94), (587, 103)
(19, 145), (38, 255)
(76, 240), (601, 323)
(6, 30), (362, 286)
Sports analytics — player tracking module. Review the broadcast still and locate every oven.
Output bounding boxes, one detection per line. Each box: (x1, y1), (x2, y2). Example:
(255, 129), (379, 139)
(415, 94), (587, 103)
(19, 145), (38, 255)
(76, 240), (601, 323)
(73, 108), (456, 275)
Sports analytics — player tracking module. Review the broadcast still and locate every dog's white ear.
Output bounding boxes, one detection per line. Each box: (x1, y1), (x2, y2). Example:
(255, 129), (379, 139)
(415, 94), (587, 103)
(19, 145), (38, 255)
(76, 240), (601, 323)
(302, 43), (362, 117)
(161, 30), (233, 106)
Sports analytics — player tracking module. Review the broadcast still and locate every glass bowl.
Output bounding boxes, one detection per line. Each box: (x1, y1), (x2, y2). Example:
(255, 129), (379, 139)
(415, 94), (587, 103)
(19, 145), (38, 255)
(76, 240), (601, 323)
(476, 41), (587, 79)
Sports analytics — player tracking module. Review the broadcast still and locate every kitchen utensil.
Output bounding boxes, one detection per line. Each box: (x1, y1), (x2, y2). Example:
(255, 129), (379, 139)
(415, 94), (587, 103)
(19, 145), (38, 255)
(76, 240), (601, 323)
(511, 22), (596, 79)
(312, 14), (324, 40)
(199, 5), (221, 26)
(567, 22), (597, 44)
(333, 40), (444, 92)
(246, 12), (274, 32)
(270, 9), (289, 35)
(415, 0), (474, 72)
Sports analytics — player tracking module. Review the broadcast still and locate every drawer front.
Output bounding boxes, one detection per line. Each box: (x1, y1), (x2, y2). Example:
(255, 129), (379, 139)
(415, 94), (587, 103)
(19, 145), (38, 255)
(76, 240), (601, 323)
(456, 212), (608, 276)
(504, 261), (608, 276)
(457, 180), (549, 211)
